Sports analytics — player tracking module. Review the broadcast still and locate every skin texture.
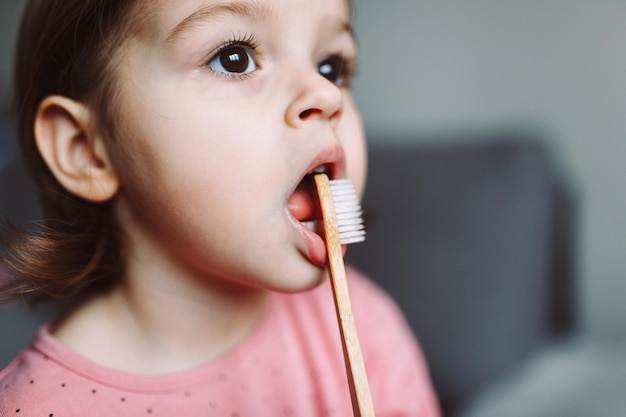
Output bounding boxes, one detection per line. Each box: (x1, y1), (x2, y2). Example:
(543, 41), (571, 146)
(36, 0), (367, 374)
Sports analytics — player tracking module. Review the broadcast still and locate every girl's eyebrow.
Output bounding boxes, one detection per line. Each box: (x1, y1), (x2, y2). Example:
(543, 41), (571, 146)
(166, 1), (272, 44)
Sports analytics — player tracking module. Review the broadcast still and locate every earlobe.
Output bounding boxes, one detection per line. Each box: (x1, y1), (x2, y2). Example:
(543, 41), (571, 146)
(34, 95), (119, 203)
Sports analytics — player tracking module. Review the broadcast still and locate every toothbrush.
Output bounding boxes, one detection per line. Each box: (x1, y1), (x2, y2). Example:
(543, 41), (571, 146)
(314, 174), (374, 417)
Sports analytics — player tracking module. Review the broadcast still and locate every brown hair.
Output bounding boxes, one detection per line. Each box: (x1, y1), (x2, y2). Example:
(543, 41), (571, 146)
(0, 0), (141, 302)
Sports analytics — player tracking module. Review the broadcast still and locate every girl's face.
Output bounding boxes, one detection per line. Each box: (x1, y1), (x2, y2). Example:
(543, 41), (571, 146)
(107, 0), (366, 291)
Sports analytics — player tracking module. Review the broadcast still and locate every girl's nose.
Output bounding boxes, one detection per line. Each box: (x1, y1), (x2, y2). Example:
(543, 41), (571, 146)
(285, 69), (343, 129)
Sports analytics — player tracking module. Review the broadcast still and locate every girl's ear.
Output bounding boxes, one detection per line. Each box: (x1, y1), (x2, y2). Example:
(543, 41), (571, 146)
(34, 95), (119, 202)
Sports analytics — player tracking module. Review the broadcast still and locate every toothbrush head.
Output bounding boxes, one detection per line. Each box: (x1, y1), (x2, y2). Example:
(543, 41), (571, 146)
(328, 178), (366, 245)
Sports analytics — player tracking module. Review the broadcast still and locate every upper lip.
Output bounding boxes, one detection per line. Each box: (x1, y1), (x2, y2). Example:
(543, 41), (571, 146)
(302, 142), (346, 183)
(287, 143), (346, 266)
(285, 141), (346, 224)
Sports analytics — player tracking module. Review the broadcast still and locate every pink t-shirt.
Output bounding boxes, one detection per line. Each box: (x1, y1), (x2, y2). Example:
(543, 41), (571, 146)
(0, 267), (439, 417)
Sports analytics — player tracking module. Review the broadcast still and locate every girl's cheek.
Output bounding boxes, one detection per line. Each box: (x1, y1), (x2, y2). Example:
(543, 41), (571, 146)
(339, 96), (367, 196)
(347, 137), (367, 198)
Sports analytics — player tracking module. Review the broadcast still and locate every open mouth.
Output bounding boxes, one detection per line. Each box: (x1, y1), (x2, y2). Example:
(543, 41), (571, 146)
(288, 164), (333, 235)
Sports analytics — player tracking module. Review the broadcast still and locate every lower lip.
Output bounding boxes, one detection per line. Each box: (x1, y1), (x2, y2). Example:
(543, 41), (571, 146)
(290, 216), (349, 267)
(290, 216), (328, 267)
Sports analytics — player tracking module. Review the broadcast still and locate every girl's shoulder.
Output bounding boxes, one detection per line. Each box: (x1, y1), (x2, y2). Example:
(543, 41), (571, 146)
(0, 327), (142, 416)
(288, 264), (406, 327)
(275, 266), (441, 416)
(273, 264), (414, 355)
(0, 328), (68, 416)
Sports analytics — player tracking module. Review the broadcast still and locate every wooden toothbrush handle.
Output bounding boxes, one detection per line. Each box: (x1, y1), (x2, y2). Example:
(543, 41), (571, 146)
(314, 174), (375, 417)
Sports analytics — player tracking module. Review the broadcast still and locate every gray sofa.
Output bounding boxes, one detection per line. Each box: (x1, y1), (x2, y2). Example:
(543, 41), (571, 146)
(345, 132), (576, 415)
(3, 123), (626, 416)
(346, 133), (626, 417)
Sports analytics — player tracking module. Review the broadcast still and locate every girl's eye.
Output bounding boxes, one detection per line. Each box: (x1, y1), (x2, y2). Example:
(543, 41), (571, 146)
(207, 43), (258, 76)
(317, 55), (353, 87)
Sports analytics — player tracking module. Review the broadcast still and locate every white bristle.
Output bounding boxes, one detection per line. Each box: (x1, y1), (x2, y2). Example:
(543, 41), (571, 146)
(329, 179), (366, 244)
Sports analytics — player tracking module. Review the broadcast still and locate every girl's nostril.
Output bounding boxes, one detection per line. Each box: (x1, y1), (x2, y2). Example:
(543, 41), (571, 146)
(299, 109), (319, 119)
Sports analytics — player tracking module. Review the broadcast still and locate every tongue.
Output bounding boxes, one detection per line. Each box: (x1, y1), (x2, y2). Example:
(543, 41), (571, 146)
(288, 180), (316, 221)
(288, 178), (333, 267)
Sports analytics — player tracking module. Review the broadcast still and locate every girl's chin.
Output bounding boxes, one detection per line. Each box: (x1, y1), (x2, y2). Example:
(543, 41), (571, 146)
(264, 267), (328, 294)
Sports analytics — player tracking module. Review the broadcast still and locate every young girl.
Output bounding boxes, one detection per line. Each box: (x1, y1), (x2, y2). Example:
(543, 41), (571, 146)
(0, 0), (440, 416)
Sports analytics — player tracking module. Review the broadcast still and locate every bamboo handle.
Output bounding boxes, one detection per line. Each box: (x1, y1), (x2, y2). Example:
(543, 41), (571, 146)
(314, 174), (375, 417)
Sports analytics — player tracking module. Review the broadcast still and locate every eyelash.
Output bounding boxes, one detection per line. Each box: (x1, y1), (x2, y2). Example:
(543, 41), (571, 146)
(319, 54), (358, 88)
(204, 34), (261, 79)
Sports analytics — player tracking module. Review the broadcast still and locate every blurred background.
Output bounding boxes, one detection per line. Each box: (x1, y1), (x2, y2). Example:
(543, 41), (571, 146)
(1, 1), (626, 416)
(349, 0), (626, 340)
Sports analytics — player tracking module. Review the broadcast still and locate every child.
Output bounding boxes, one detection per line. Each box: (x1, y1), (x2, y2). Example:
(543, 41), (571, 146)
(0, 0), (440, 416)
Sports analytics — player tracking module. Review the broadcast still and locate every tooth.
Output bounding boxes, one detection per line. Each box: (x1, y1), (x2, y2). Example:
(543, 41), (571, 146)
(308, 165), (327, 175)
(302, 220), (316, 231)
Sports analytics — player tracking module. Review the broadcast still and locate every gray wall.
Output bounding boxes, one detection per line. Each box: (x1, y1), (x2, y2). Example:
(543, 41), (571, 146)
(1, 1), (626, 338)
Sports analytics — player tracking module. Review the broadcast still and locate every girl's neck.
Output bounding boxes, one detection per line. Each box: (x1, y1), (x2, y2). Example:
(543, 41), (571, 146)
(52, 267), (270, 375)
